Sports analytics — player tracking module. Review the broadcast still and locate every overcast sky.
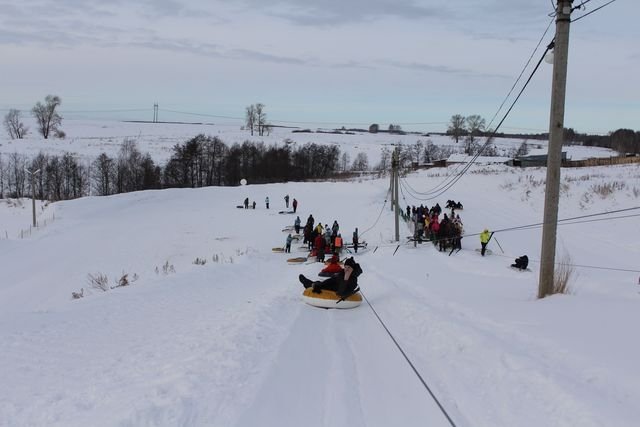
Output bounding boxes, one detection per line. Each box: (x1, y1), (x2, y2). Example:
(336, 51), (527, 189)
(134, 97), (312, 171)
(1, 0), (637, 134)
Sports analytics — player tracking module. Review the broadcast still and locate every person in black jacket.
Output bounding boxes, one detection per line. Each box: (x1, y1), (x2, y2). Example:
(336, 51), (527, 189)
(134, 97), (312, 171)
(299, 257), (362, 297)
(511, 255), (529, 270)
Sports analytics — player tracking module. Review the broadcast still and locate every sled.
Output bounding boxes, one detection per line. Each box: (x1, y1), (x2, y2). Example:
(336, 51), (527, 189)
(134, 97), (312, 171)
(236, 205), (245, 209)
(302, 288), (362, 309)
(272, 247), (285, 253)
(279, 210), (295, 215)
(287, 257), (308, 264)
(509, 266), (531, 272)
(282, 226), (295, 232)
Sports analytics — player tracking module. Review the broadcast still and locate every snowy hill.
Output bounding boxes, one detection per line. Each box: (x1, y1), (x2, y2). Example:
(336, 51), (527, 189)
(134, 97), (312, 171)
(1, 145), (639, 426)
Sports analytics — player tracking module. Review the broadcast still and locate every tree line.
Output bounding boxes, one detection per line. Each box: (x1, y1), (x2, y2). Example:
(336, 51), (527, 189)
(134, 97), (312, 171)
(0, 135), (348, 201)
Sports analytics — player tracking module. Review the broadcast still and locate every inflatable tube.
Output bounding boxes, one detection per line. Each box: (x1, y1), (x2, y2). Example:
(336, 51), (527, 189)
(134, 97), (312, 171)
(287, 257), (308, 264)
(272, 247), (285, 252)
(302, 288), (362, 309)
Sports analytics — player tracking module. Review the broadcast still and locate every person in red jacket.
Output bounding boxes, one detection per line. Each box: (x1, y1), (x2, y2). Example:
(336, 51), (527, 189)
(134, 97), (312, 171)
(314, 233), (325, 262)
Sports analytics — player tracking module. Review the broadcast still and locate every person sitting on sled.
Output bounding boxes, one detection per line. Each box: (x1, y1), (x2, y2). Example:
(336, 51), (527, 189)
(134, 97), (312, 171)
(299, 257), (362, 297)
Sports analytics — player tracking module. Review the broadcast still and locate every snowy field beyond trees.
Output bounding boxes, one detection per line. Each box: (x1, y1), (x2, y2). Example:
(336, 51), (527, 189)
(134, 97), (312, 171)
(1, 119), (639, 426)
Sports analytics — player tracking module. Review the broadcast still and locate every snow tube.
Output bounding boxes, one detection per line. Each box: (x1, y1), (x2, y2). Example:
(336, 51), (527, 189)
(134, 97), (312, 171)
(272, 247), (285, 253)
(302, 288), (362, 309)
(287, 257), (308, 264)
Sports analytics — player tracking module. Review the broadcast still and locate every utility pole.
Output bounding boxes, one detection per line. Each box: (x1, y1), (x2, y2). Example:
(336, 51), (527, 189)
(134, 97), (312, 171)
(389, 148), (395, 211)
(25, 168), (41, 228)
(153, 103), (158, 123)
(393, 147), (400, 242)
(538, 0), (573, 299)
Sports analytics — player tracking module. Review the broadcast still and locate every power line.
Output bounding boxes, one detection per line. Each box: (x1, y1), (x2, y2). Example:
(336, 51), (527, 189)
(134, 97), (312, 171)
(572, 0), (618, 22)
(361, 291), (458, 427)
(395, 24), (556, 202)
(487, 17), (555, 131)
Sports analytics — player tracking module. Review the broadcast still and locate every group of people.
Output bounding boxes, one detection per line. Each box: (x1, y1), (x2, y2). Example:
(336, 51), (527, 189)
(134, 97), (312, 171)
(244, 194), (298, 211)
(301, 216), (345, 262)
(408, 203), (464, 254)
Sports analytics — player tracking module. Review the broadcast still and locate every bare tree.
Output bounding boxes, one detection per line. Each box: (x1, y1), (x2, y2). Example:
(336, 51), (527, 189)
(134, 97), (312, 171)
(465, 114), (486, 154)
(245, 105), (256, 136)
(255, 103), (267, 136)
(340, 152), (350, 172)
(3, 109), (29, 139)
(351, 152), (369, 171)
(32, 95), (62, 139)
(447, 114), (466, 143)
(92, 153), (115, 196)
(465, 115), (486, 143)
(515, 140), (529, 157)
(376, 147), (392, 171)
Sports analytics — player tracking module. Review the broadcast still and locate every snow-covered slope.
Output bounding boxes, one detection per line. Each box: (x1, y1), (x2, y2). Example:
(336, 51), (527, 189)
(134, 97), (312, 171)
(1, 157), (639, 426)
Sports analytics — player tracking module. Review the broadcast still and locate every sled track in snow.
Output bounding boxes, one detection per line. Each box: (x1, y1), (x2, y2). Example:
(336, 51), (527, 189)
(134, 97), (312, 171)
(362, 261), (611, 427)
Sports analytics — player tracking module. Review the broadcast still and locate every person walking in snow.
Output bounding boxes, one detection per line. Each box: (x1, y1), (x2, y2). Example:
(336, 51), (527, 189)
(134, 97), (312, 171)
(244, 197), (249, 209)
(284, 194), (290, 208)
(294, 216), (301, 234)
(292, 198), (298, 213)
(265, 196), (270, 209)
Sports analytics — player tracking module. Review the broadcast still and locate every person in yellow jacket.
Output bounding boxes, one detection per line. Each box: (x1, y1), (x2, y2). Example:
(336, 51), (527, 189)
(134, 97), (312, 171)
(480, 229), (491, 256)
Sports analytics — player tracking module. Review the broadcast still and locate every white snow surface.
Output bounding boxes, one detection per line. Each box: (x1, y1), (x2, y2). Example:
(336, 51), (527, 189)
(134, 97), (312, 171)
(1, 121), (639, 427)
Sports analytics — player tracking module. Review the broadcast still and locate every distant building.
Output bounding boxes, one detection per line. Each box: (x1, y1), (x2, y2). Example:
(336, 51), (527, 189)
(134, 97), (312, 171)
(509, 152), (567, 167)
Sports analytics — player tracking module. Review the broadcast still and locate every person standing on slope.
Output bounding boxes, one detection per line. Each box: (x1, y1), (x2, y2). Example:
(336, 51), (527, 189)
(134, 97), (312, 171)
(284, 194), (290, 209)
(480, 228), (491, 256)
(285, 234), (293, 253)
(294, 216), (301, 234)
(265, 196), (270, 209)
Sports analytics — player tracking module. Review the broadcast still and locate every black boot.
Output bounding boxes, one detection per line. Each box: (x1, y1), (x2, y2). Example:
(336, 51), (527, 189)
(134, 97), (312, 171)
(299, 274), (313, 288)
(312, 283), (322, 293)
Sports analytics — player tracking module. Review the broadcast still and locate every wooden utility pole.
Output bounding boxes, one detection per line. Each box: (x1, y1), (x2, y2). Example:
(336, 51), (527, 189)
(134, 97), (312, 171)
(25, 168), (40, 228)
(538, 0), (573, 298)
(393, 147), (400, 242)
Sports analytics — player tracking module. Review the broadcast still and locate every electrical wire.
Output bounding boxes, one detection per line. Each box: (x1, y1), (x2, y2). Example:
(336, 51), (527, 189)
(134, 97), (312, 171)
(359, 188), (391, 237)
(361, 291), (458, 427)
(486, 17), (555, 131)
(572, 0), (618, 22)
(396, 14), (557, 202)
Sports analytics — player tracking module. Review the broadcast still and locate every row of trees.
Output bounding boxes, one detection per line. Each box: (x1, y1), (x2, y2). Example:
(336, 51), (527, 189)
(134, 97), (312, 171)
(0, 136), (371, 201)
(0, 139), (161, 200)
(163, 135), (341, 187)
(3, 95), (64, 140)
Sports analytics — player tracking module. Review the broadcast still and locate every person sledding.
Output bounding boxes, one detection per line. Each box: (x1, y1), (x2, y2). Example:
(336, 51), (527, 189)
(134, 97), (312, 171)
(299, 257), (362, 298)
(318, 254), (343, 277)
(511, 255), (529, 270)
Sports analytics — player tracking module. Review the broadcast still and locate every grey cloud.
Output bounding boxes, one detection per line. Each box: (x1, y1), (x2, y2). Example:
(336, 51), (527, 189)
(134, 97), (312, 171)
(381, 59), (509, 79)
(229, 49), (308, 65)
(233, 0), (443, 26)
